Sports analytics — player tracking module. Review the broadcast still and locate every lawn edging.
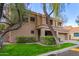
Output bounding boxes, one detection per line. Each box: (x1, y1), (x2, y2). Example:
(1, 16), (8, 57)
(38, 45), (79, 56)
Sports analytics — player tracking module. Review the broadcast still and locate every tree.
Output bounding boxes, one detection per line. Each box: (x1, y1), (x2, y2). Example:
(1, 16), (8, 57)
(42, 3), (66, 45)
(0, 3), (30, 48)
(76, 16), (79, 25)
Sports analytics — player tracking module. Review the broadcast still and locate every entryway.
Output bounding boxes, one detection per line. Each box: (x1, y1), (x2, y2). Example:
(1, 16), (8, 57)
(45, 31), (52, 36)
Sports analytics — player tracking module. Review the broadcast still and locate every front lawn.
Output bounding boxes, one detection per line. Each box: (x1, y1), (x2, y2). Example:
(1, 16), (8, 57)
(0, 43), (75, 56)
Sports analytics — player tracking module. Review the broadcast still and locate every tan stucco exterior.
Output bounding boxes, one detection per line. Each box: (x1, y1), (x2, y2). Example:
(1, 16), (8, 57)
(4, 12), (69, 42)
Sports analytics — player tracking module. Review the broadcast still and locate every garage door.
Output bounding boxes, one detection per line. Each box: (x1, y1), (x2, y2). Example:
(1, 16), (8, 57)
(59, 34), (67, 41)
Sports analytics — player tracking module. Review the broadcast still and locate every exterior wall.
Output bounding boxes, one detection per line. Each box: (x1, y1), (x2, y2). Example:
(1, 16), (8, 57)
(4, 33), (10, 42)
(9, 22), (36, 42)
(36, 14), (42, 26)
(42, 16), (46, 25)
(8, 12), (37, 42)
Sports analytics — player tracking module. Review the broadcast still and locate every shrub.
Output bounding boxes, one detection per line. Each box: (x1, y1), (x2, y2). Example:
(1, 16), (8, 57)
(16, 36), (36, 43)
(41, 36), (56, 45)
(25, 36), (36, 43)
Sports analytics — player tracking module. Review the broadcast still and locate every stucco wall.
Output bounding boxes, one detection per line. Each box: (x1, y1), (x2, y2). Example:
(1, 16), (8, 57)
(6, 12), (63, 42)
(10, 22), (36, 42)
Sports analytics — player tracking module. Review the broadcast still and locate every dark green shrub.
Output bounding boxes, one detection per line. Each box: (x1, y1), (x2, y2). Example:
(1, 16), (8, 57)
(25, 36), (36, 43)
(16, 36), (36, 43)
(16, 36), (26, 43)
(41, 36), (56, 45)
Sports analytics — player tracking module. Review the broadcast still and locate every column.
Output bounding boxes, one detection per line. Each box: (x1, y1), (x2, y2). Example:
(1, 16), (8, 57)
(40, 29), (45, 37)
(35, 30), (38, 41)
(67, 33), (70, 40)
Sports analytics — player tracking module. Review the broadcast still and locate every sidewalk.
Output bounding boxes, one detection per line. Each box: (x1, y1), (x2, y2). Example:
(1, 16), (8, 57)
(60, 40), (79, 44)
(38, 40), (79, 56)
(38, 44), (79, 56)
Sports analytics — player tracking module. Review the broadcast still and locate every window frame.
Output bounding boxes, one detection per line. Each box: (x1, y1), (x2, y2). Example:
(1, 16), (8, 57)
(30, 17), (35, 22)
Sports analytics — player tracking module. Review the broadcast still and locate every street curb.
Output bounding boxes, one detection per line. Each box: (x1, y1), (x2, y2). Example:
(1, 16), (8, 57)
(38, 45), (79, 56)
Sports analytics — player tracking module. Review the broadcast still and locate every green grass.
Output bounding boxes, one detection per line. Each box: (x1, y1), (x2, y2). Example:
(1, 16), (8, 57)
(0, 43), (75, 56)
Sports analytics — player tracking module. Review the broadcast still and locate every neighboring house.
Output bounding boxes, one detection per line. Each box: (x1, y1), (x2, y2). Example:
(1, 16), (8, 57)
(64, 26), (79, 40)
(4, 12), (69, 42)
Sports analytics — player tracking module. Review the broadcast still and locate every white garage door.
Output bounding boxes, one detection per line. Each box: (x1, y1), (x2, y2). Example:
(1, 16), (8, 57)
(59, 34), (66, 41)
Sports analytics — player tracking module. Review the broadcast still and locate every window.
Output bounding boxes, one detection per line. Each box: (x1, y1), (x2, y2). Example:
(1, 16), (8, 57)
(23, 15), (28, 22)
(23, 17), (28, 22)
(31, 30), (34, 34)
(50, 20), (53, 25)
(58, 22), (62, 26)
(74, 33), (79, 37)
(30, 17), (35, 22)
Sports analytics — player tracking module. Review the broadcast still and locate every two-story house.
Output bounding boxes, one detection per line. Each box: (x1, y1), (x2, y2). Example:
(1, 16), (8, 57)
(5, 12), (69, 42)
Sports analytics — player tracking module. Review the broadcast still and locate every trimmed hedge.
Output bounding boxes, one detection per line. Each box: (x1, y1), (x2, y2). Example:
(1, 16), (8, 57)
(16, 36), (36, 43)
(41, 36), (56, 45)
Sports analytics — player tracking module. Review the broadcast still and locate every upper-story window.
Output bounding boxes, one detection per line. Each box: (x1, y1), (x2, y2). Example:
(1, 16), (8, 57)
(23, 17), (28, 22)
(23, 15), (28, 22)
(50, 20), (53, 25)
(30, 17), (35, 22)
(58, 22), (62, 26)
(31, 30), (34, 34)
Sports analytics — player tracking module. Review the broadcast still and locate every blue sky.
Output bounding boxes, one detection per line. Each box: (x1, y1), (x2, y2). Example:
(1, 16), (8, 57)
(28, 3), (79, 26)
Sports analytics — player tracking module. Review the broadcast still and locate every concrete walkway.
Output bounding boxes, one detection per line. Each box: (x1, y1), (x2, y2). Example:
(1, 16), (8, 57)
(38, 45), (79, 56)
(60, 40), (79, 44)
(39, 40), (79, 56)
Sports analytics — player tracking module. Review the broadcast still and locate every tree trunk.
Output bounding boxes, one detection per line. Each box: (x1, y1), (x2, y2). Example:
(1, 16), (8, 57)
(0, 3), (4, 19)
(46, 15), (60, 46)
(0, 3), (4, 48)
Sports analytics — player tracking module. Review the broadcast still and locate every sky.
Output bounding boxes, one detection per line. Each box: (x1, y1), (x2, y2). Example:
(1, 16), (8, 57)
(28, 3), (79, 26)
